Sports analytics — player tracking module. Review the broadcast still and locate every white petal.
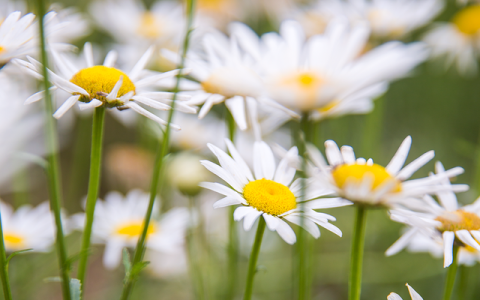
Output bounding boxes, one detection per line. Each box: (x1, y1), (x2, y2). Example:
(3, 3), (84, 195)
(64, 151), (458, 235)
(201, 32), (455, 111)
(103, 238), (125, 270)
(397, 150), (434, 181)
(325, 140), (342, 166)
(341, 146), (355, 163)
(124, 102), (180, 130)
(243, 210), (263, 231)
(53, 95), (80, 119)
(275, 218), (296, 244)
(225, 96), (247, 130)
(234, 206), (256, 221)
(199, 182), (244, 202)
(456, 230), (480, 251)
(200, 160), (243, 193)
(103, 50), (118, 67)
(84, 42), (94, 67)
(263, 214), (279, 231)
(213, 197), (243, 208)
(253, 141), (276, 180)
(305, 198), (352, 209)
(407, 284), (423, 300)
(385, 228), (418, 257)
(387, 293), (403, 300)
(443, 231), (455, 268)
(129, 46), (154, 81)
(106, 76), (124, 101)
(386, 136), (412, 175)
(224, 139), (254, 181)
(78, 99), (103, 110)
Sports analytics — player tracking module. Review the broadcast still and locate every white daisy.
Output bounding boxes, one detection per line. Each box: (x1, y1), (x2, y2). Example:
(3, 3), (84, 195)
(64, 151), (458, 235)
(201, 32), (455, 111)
(388, 284), (423, 300)
(13, 43), (196, 129)
(424, 5), (480, 76)
(44, 8), (90, 50)
(162, 26), (297, 138)
(307, 136), (466, 208)
(0, 11), (36, 66)
(233, 19), (428, 120)
(400, 230), (480, 267)
(200, 139), (351, 244)
(0, 201), (57, 252)
(386, 162), (478, 268)
(74, 190), (190, 269)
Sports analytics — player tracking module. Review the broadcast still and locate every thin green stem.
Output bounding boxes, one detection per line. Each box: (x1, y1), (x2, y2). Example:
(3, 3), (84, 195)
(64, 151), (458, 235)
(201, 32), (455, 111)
(297, 112), (313, 300)
(348, 206), (367, 300)
(226, 108), (238, 300)
(119, 1), (196, 299)
(0, 212), (12, 300)
(473, 127), (480, 192)
(243, 217), (266, 300)
(77, 106), (106, 290)
(443, 246), (459, 300)
(36, 0), (71, 298)
(457, 265), (467, 300)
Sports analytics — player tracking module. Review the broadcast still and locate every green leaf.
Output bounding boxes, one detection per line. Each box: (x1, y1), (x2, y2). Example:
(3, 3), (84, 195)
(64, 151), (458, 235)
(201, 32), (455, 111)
(131, 261), (150, 278)
(6, 248), (33, 270)
(122, 248), (132, 283)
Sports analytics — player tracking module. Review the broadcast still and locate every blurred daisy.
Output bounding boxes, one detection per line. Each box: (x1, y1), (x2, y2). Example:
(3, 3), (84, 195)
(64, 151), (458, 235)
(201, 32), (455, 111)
(75, 190), (190, 269)
(13, 43), (195, 129)
(200, 139), (351, 244)
(167, 151), (212, 196)
(388, 284), (423, 300)
(162, 27), (297, 138)
(399, 230), (480, 267)
(424, 5), (480, 76)
(0, 72), (43, 189)
(234, 20), (427, 121)
(0, 11), (36, 66)
(45, 8), (90, 50)
(387, 162), (477, 268)
(294, 0), (442, 40)
(308, 136), (466, 208)
(0, 201), (56, 252)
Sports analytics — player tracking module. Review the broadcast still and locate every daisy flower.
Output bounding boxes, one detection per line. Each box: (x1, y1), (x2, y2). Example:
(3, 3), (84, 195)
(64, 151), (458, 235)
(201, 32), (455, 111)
(74, 190), (190, 269)
(0, 11), (36, 66)
(307, 136), (466, 208)
(388, 284), (423, 300)
(13, 43), (195, 129)
(386, 162), (477, 268)
(233, 19), (428, 121)
(200, 139), (351, 244)
(424, 4), (480, 76)
(162, 27), (297, 138)
(0, 201), (58, 252)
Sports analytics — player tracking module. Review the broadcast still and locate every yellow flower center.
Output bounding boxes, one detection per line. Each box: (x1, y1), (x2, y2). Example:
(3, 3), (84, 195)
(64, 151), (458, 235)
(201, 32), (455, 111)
(452, 5), (480, 36)
(243, 179), (297, 216)
(332, 163), (402, 193)
(115, 221), (157, 238)
(198, 0), (231, 11)
(3, 233), (24, 248)
(317, 100), (339, 115)
(137, 12), (163, 39)
(435, 210), (480, 232)
(70, 66), (136, 106)
(281, 71), (324, 111)
(0, 46), (4, 54)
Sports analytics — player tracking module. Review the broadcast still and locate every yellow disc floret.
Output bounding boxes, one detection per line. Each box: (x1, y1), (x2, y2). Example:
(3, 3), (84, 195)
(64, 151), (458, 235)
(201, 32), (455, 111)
(332, 163), (402, 193)
(280, 71), (324, 111)
(70, 66), (136, 106)
(3, 232), (24, 249)
(0, 46), (4, 54)
(436, 210), (480, 232)
(137, 12), (163, 39)
(452, 5), (480, 36)
(243, 179), (297, 216)
(116, 221), (157, 238)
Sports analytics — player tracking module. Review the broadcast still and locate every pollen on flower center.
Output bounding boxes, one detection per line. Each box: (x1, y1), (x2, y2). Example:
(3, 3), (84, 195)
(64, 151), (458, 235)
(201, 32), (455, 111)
(243, 179), (297, 216)
(3, 233), (24, 247)
(137, 12), (163, 39)
(332, 163), (402, 192)
(435, 210), (480, 232)
(452, 5), (480, 36)
(70, 66), (136, 105)
(115, 221), (157, 238)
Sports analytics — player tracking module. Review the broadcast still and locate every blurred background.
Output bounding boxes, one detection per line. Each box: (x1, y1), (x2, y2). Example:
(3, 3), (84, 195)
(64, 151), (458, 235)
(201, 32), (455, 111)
(1, 0), (480, 299)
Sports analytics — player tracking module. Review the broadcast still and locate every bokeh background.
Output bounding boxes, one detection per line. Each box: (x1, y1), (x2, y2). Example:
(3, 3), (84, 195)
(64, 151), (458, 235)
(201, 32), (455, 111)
(2, 0), (480, 299)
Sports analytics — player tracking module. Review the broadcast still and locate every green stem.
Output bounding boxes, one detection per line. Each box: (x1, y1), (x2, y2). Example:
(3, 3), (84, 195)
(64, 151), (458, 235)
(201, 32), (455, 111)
(297, 112), (313, 300)
(226, 108), (238, 300)
(36, 0), (72, 299)
(362, 94), (385, 159)
(0, 211), (12, 300)
(77, 106), (106, 290)
(473, 128), (480, 193)
(187, 196), (205, 300)
(243, 217), (266, 300)
(119, 1), (196, 299)
(348, 206), (367, 300)
(443, 246), (459, 300)
(457, 265), (467, 300)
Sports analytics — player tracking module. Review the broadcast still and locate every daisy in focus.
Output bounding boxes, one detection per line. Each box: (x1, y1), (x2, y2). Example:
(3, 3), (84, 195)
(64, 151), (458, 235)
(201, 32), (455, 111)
(0, 11), (36, 66)
(200, 139), (351, 244)
(387, 162), (478, 268)
(424, 4), (480, 76)
(307, 136), (466, 208)
(388, 284), (423, 300)
(0, 201), (57, 252)
(234, 20), (428, 121)
(74, 190), (190, 269)
(13, 43), (195, 129)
